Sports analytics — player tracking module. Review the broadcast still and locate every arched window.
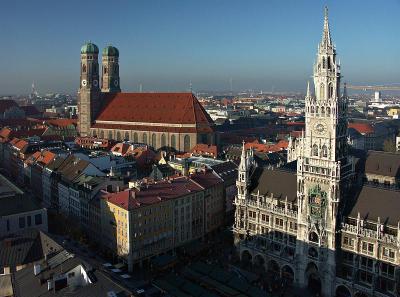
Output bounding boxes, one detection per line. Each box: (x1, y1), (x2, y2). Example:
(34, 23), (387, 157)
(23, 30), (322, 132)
(104, 66), (107, 74)
(143, 133), (147, 144)
(322, 145), (328, 158)
(311, 106), (315, 114)
(100, 130), (104, 138)
(171, 135), (176, 149)
(309, 232), (319, 243)
(320, 83), (325, 99)
(151, 133), (156, 148)
(184, 135), (191, 152)
(124, 132), (129, 141)
(161, 134), (166, 147)
(321, 106), (325, 115)
(326, 107), (330, 115)
(116, 131), (121, 141)
(316, 106), (319, 114)
(328, 83), (334, 99)
(108, 131), (113, 140)
(327, 57), (331, 69)
(133, 132), (138, 143)
(82, 64), (87, 73)
(312, 144), (318, 157)
(322, 57), (326, 68)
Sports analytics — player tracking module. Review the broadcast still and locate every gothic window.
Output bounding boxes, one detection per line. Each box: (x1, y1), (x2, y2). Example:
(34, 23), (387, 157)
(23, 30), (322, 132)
(309, 232), (319, 243)
(133, 132), (138, 143)
(316, 106), (319, 114)
(322, 57), (326, 69)
(312, 144), (318, 156)
(100, 130), (104, 138)
(104, 66), (108, 74)
(108, 131), (113, 140)
(171, 135), (176, 149)
(321, 106), (325, 115)
(124, 132), (129, 141)
(322, 145), (328, 158)
(184, 135), (191, 152)
(151, 133), (156, 148)
(116, 131), (121, 141)
(143, 133), (147, 144)
(161, 134), (166, 147)
(311, 106), (315, 114)
(320, 83), (325, 99)
(326, 107), (331, 115)
(328, 83), (334, 98)
(327, 57), (331, 69)
(82, 64), (87, 73)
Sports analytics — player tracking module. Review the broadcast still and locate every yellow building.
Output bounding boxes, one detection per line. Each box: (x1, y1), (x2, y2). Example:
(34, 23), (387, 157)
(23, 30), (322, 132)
(387, 108), (400, 117)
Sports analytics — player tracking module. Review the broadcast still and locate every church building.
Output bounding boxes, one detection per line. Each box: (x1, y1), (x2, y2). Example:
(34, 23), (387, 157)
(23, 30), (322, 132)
(77, 44), (216, 152)
(234, 8), (400, 297)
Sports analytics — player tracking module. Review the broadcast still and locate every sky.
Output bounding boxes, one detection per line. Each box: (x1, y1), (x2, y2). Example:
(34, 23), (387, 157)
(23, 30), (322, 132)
(1, 0), (399, 95)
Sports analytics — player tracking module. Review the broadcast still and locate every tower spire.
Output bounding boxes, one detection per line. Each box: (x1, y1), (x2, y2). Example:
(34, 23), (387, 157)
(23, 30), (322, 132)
(321, 6), (332, 49)
(306, 81), (311, 97)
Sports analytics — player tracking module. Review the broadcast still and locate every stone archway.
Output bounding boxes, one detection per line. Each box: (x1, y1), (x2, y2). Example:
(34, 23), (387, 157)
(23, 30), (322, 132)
(254, 254), (265, 267)
(267, 259), (280, 274)
(241, 250), (252, 266)
(336, 285), (352, 297)
(281, 265), (295, 284)
(306, 262), (321, 295)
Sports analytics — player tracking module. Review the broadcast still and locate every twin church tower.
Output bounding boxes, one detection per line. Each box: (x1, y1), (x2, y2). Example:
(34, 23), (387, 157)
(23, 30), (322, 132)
(78, 43), (120, 136)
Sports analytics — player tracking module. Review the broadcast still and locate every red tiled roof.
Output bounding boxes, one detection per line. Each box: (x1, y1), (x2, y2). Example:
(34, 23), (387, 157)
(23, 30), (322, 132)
(46, 118), (77, 127)
(191, 144), (218, 157)
(348, 123), (374, 134)
(104, 176), (203, 210)
(111, 142), (131, 156)
(0, 127), (12, 139)
(95, 92), (214, 131)
(0, 99), (18, 113)
(14, 139), (28, 151)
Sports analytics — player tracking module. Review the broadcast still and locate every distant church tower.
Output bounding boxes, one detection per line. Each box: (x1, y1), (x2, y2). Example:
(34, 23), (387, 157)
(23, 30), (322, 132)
(101, 45), (121, 93)
(78, 42), (100, 136)
(294, 7), (353, 296)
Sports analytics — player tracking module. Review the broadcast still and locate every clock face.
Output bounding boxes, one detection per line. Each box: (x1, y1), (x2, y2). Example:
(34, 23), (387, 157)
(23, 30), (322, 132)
(93, 80), (98, 87)
(313, 121), (327, 135)
(81, 79), (87, 87)
(114, 80), (119, 87)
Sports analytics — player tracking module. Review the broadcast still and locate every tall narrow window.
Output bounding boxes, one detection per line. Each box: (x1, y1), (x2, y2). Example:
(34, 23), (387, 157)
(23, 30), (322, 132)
(328, 83), (334, 99)
(108, 131), (113, 140)
(312, 144), (318, 156)
(124, 132), (129, 141)
(143, 133), (147, 144)
(133, 132), (138, 143)
(116, 131), (121, 141)
(161, 134), (166, 147)
(100, 130), (104, 138)
(322, 145), (328, 158)
(151, 134), (156, 148)
(320, 83), (325, 99)
(171, 135), (176, 149)
(184, 135), (191, 152)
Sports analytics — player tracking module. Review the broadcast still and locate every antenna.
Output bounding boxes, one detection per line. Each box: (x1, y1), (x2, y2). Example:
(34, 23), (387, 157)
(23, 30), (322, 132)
(189, 81), (193, 93)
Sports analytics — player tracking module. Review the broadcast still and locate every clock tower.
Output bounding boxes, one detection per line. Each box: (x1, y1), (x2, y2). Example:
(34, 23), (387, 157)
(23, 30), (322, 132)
(294, 7), (353, 296)
(78, 42), (100, 137)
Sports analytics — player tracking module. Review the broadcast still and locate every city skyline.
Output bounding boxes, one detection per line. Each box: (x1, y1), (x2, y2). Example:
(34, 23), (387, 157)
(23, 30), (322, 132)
(1, 0), (399, 94)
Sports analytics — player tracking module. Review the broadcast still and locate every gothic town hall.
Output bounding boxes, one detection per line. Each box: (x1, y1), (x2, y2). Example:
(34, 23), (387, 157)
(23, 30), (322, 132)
(234, 8), (400, 297)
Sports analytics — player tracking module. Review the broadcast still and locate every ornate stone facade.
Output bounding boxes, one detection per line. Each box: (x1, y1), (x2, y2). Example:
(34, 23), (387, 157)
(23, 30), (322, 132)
(234, 8), (400, 297)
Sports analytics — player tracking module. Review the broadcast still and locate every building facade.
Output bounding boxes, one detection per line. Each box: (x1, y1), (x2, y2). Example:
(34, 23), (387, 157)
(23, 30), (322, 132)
(77, 44), (216, 152)
(234, 8), (400, 297)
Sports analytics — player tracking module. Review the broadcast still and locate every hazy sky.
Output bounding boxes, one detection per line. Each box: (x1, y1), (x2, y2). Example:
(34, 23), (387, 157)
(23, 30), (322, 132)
(1, 0), (399, 95)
